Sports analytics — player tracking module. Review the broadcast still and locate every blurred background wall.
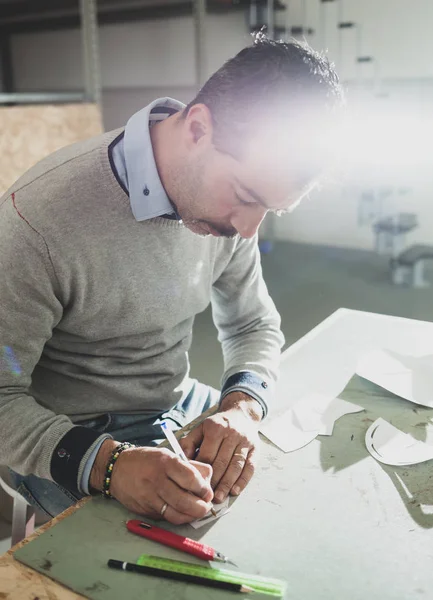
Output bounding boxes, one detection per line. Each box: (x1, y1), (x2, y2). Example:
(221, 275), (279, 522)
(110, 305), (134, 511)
(2, 0), (432, 251)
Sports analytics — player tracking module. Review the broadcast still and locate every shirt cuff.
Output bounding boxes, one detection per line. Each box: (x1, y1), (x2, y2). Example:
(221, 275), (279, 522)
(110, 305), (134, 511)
(50, 427), (113, 496)
(79, 437), (110, 495)
(220, 371), (273, 420)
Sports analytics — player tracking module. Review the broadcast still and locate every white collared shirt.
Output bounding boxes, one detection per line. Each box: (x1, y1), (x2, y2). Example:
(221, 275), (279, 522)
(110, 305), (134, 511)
(111, 97), (185, 221)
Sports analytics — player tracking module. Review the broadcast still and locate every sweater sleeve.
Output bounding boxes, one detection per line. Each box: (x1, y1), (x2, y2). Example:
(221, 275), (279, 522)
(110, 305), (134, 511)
(211, 235), (285, 417)
(0, 194), (105, 489)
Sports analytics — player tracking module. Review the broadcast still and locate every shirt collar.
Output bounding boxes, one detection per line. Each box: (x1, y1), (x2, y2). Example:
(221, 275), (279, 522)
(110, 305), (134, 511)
(124, 97), (185, 222)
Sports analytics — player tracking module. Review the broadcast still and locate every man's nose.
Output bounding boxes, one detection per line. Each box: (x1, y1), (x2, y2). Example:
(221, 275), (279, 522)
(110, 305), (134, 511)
(232, 206), (268, 239)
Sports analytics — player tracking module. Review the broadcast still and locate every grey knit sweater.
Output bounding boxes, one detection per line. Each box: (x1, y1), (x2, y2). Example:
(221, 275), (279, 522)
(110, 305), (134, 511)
(0, 129), (284, 484)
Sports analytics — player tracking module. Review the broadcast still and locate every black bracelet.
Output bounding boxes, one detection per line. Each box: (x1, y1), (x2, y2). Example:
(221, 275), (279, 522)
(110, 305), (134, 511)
(102, 441), (135, 499)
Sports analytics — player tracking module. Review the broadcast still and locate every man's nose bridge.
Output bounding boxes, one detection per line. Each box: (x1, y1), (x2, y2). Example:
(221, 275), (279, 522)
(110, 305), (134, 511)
(231, 205), (268, 238)
(248, 206), (267, 234)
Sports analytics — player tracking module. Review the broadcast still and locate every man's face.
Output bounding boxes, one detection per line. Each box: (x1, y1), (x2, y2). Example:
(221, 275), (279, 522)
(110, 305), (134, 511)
(170, 106), (310, 239)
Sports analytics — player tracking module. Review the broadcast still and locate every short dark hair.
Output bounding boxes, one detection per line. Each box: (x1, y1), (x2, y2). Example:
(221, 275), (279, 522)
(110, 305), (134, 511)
(184, 32), (343, 182)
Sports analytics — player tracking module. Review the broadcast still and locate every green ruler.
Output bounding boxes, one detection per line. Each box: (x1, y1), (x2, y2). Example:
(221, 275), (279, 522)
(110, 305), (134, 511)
(137, 554), (286, 597)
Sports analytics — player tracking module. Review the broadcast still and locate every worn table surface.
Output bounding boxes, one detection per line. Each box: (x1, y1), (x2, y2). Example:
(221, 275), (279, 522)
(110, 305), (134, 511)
(0, 499), (90, 599)
(0, 405), (218, 600)
(2, 308), (433, 599)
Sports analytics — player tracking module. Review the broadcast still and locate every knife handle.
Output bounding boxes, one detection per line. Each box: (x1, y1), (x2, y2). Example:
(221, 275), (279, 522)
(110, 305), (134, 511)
(126, 519), (215, 561)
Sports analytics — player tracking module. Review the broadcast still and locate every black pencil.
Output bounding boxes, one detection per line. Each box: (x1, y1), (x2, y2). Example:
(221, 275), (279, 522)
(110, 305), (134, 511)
(107, 559), (254, 593)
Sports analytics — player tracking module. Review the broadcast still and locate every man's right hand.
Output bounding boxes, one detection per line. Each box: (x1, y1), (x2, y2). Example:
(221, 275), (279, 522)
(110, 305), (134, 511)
(90, 440), (214, 525)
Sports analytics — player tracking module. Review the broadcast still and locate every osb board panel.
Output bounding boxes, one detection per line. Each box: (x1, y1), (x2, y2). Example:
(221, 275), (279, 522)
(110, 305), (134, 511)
(0, 103), (103, 196)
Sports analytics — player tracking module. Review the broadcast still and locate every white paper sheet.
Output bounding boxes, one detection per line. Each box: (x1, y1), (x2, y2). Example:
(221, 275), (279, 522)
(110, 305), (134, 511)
(292, 394), (364, 436)
(356, 348), (433, 408)
(190, 496), (230, 529)
(260, 394), (364, 452)
(365, 417), (433, 466)
(259, 408), (320, 453)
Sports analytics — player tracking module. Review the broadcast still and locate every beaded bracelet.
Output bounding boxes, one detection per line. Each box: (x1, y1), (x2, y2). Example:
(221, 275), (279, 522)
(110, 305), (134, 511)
(102, 441), (135, 499)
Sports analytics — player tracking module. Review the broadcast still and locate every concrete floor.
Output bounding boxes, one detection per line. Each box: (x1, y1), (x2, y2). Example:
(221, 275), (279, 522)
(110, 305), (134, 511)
(2, 240), (433, 551)
(189, 240), (433, 388)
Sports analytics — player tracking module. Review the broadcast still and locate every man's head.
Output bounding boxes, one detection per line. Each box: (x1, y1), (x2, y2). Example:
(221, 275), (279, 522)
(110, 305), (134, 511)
(157, 33), (343, 239)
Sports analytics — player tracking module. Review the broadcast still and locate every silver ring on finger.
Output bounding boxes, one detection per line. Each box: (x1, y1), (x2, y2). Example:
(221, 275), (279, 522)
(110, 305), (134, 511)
(160, 502), (168, 517)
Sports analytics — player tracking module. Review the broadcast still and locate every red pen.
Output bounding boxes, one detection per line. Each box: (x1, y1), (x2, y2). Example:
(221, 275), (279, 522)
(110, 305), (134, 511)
(126, 520), (237, 566)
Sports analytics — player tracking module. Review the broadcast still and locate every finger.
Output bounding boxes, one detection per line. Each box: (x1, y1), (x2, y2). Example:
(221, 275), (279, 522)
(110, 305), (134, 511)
(144, 508), (163, 520)
(136, 491), (195, 525)
(187, 461), (213, 503)
(166, 456), (213, 500)
(163, 504), (204, 526)
(160, 478), (212, 521)
(179, 425), (204, 460)
(127, 487), (170, 518)
(230, 447), (259, 496)
(123, 497), (161, 519)
(190, 460), (213, 484)
(209, 437), (238, 493)
(194, 421), (228, 466)
(214, 445), (249, 502)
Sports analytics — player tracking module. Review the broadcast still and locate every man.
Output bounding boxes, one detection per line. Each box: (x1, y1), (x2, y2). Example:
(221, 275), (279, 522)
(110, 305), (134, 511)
(0, 34), (342, 524)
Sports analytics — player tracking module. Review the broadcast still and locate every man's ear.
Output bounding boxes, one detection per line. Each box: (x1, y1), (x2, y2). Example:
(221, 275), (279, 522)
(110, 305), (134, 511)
(183, 103), (214, 148)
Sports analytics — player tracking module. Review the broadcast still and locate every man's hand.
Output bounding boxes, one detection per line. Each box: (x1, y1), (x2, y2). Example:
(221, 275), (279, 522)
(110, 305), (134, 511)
(179, 392), (262, 503)
(90, 440), (214, 525)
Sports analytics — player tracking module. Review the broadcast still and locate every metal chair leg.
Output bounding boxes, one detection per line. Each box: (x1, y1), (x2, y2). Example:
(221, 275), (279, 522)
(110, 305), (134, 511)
(11, 493), (35, 546)
(0, 473), (36, 546)
(25, 507), (36, 541)
(392, 264), (408, 285)
(413, 260), (429, 288)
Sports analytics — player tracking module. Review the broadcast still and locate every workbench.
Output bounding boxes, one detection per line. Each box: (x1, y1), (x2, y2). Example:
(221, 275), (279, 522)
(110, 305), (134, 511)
(1, 308), (433, 599)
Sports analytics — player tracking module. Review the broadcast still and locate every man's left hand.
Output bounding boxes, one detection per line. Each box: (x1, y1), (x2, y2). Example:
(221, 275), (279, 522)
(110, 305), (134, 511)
(179, 392), (262, 503)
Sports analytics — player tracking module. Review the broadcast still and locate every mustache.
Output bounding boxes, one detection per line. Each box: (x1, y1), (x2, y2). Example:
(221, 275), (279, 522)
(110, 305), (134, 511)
(202, 221), (238, 238)
(186, 218), (237, 239)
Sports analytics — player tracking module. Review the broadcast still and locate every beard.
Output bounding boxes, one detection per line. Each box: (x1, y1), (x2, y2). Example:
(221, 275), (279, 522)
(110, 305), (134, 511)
(184, 219), (237, 239)
(167, 156), (238, 239)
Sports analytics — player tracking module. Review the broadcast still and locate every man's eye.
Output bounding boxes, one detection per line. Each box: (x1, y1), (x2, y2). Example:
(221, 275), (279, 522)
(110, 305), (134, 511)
(235, 193), (254, 207)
